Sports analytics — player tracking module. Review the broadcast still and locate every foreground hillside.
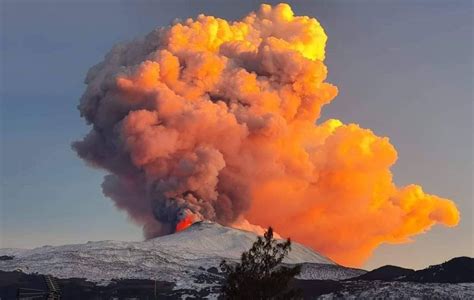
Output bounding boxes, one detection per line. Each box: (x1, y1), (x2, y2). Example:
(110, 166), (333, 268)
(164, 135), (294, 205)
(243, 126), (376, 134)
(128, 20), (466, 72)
(1, 270), (473, 300)
(319, 281), (474, 299)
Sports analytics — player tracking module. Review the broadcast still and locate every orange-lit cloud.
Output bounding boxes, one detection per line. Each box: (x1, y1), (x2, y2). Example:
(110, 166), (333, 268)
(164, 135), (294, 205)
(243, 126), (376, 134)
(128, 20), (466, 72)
(74, 3), (459, 266)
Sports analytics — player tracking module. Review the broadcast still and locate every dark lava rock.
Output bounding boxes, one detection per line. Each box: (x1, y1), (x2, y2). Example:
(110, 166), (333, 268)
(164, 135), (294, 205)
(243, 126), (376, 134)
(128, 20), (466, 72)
(0, 256), (14, 261)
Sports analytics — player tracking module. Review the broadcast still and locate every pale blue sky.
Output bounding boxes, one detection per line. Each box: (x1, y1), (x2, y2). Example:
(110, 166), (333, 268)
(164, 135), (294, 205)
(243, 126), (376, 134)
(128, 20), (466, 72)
(1, 0), (472, 270)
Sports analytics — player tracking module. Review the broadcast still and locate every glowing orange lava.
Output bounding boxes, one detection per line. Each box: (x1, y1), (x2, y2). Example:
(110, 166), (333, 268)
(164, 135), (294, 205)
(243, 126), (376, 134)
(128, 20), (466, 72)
(176, 216), (193, 232)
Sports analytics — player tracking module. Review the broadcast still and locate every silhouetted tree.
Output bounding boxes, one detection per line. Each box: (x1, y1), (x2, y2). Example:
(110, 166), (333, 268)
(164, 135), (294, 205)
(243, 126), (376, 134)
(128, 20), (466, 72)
(220, 227), (301, 299)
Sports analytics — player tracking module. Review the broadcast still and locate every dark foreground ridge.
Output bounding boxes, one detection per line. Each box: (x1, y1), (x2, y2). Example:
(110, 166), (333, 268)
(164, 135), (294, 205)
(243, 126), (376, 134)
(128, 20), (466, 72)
(0, 270), (346, 300)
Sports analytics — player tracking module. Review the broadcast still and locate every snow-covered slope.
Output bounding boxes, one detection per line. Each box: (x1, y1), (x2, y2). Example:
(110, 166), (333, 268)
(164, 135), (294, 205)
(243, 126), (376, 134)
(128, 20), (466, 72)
(318, 281), (474, 299)
(0, 221), (353, 289)
(297, 263), (365, 280)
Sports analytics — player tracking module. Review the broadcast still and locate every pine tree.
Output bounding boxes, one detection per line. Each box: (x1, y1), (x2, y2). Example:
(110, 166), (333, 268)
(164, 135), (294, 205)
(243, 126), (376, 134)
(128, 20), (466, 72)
(220, 227), (302, 299)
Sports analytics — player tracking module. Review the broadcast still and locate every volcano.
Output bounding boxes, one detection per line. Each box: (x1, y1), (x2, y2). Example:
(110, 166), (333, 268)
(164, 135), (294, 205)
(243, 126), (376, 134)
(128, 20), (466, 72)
(0, 222), (364, 292)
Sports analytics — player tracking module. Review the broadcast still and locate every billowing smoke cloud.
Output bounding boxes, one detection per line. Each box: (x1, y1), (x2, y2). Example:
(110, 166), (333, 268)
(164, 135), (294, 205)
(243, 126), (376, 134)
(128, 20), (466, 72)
(73, 3), (460, 266)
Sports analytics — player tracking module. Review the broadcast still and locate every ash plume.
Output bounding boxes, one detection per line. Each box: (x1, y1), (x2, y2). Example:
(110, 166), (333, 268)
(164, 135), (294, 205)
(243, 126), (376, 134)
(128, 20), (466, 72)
(73, 3), (460, 266)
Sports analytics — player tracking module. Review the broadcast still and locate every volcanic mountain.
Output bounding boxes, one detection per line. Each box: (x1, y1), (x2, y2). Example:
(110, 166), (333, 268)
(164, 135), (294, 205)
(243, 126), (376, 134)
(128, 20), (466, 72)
(0, 222), (364, 291)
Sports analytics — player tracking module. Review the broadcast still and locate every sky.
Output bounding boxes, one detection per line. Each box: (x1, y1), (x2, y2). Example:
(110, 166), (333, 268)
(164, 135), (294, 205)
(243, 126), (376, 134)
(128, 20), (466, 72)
(0, 0), (472, 270)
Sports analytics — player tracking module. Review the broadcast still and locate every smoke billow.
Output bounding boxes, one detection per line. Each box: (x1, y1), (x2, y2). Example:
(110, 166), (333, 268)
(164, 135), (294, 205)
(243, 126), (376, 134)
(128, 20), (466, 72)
(73, 3), (460, 266)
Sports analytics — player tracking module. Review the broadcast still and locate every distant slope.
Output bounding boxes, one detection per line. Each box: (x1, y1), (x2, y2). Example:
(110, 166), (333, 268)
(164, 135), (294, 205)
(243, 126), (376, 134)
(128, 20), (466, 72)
(352, 265), (414, 281)
(401, 257), (474, 283)
(0, 221), (345, 289)
(298, 263), (366, 280)
(351, 257), (474, 284)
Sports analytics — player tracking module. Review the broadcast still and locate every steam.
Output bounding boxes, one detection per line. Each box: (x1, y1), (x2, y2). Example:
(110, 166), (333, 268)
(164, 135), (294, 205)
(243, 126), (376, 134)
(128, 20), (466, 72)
(74, 3), (459, 266)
